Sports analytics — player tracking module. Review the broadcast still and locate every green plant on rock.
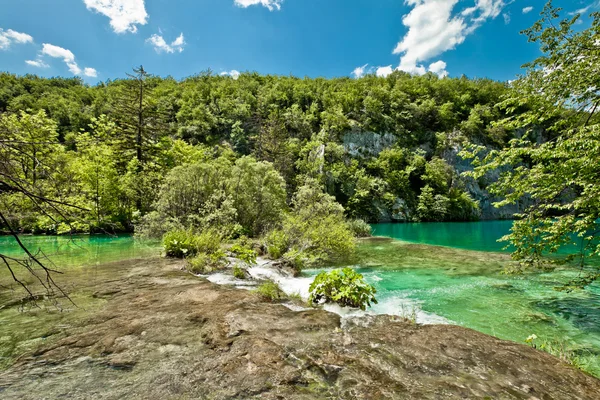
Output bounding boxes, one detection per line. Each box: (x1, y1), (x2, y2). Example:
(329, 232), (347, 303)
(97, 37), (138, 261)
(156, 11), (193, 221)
(163, 228), (224, 259)
(230, 243), (257, 265)
(253, 281), (284, 302)
(163, 229), (200, 258)
(233, 265), (246, 279)
(264, 229), (288, 259)
(187, 252), (226, 274)
(309, 267), (377, 311)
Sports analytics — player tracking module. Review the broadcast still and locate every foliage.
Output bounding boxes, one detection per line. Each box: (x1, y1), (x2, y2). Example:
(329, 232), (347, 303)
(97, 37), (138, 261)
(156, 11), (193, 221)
(187, 252), (227, 274)
(232, 265), (246, 279)
(230, 243), (257, 265)
(253, 281), (284, 302)
(0, 66), (513, 238)
(163, 229), (201, 258)
(229, 156), (287, 236)
(462, 2), (600, 288)
(269, 180), (356, 269)
(162, 229), (223, 258)
(308, 267), (377, 311)
(347, 219), (372, 238)
(525, 334), (598, 377)
(264, 229), (288, 259)
(140, 155), (286, 239)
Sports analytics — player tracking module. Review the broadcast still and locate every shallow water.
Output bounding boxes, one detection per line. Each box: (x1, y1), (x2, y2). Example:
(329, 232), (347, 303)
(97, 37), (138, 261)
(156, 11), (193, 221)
(0, 234), (161, 270)
(365, 222), (600, 376)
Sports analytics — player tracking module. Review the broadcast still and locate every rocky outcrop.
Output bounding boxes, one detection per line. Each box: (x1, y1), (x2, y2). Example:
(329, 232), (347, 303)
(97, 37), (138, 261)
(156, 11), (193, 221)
(441, 145), (525, 220)
(1, 257), (598, 399)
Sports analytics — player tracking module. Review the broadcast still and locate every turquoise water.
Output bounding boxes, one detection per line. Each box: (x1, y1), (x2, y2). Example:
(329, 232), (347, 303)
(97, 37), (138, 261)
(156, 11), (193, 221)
(364, 222), (600, 376)
(0, 234), (161, 270)
(372, 220), (514, 252)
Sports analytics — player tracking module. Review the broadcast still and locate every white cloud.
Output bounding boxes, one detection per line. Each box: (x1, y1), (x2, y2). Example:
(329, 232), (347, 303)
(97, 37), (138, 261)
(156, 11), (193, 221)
(221, 70), (241, 79)
(84, 67), (98, 77)
(393, 0), (506, 76)
(503, 12), (511, 24)
(522, 6), (533, 14)
(147, 33), (186, 53)
(41, 43), (97, 77)
(234, 0), (283, 11)
(428, 60), (448, 77)
(352, 64), (368, 78)
(83, 0), (148, 33)
(0, 28), (33, 50)
(67, 62), (82, 75)
(25, 59), (49, 68)
(42, 43), (75, 62)
(376, 65), (394, 77)
(568, 2), (600, 16)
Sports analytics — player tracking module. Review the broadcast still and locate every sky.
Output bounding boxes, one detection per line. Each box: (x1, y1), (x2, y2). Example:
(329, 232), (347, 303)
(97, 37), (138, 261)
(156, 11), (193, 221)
(0, 0), (597, 83)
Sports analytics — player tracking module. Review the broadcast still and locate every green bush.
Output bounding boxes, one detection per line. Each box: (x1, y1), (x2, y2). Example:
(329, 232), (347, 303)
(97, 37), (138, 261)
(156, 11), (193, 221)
(230, 243), (258, 265)
(264, 229), (288, 259)
(264, 180), (356, 269)
(187, 251), (227, 274)
(233, 265), (246, 279)
(347, 219), (372, 238)
(163, 228), (223, 258)
(195, 230), (223, 254)
(309, 267), (377, 311)
(253, 281), (284, 302)
(163, 229), (200, 258)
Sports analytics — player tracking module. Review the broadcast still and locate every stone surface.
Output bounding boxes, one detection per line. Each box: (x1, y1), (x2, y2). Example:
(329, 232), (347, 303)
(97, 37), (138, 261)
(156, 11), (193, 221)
(1, 257), (599, 399)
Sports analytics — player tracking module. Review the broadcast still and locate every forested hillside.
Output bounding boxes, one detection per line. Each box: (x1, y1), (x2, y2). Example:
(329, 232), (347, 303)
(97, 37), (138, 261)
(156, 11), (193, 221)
(0, 69), (520, 234)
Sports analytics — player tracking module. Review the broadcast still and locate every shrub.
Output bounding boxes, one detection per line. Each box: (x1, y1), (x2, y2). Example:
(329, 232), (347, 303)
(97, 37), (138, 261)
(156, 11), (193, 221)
(163, 228), (223, 258)
(264, 229), (288, 259)
(281, 248), (312, 270)
(229, 156), (288, 236)
(347, 219), (372, 238)
(136, 211), (183, 239)
(253, 281), (284, 302)
(309, 267), (377, 311)
(233, 265), (246, 279)
(230, 243), (257, 265)
(187, 251), (227, 274)
(195, 230), (223, 254)
(163, 229), (200, 258)
(264, 180), (356, 269)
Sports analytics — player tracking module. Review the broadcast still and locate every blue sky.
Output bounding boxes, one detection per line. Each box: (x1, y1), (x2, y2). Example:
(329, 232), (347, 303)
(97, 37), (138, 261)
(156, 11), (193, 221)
(0, 0), (597, 83)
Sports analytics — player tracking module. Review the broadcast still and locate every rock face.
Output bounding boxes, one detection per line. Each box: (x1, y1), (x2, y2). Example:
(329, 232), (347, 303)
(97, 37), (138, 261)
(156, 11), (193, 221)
(441, 145), (525, 220)
(1, 257), (599, 399)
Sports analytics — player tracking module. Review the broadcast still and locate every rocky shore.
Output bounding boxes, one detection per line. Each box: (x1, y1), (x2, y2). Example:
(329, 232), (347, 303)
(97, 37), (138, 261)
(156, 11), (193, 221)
(1, 256), (599, 399)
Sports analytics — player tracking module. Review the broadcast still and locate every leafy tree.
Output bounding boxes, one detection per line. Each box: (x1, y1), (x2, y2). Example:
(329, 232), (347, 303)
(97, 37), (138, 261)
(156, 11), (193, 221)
(229, 156), (287, 236)
(265, 179), (356, 268)
(463, 2), (600, 288)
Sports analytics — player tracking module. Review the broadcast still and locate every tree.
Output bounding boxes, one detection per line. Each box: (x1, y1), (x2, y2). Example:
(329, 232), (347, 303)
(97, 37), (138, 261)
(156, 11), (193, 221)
(110, 66), (169, 213)
(463, 2), (600, 289)
(0, 111), (82, 303)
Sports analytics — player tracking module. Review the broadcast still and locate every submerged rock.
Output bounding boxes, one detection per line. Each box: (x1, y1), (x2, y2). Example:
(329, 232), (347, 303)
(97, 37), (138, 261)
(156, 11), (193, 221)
(0, 257), (599, 399)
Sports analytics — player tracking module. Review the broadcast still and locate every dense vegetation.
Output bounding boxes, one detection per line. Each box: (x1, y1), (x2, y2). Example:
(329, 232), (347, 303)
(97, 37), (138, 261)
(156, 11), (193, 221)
(0, 67), (514, 240)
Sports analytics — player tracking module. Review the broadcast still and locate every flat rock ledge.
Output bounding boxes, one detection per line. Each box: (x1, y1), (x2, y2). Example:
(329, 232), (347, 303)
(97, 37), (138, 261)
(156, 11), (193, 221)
(1, 257), (599, 399)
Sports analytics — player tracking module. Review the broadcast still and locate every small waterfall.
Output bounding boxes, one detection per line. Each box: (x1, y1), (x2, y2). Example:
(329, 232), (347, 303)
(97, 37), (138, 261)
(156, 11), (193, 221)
(204, 257), (449, 325)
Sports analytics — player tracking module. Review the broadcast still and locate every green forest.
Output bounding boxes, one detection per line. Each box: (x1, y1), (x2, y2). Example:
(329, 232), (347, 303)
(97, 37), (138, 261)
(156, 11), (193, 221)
(0, 68), (514, 236)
